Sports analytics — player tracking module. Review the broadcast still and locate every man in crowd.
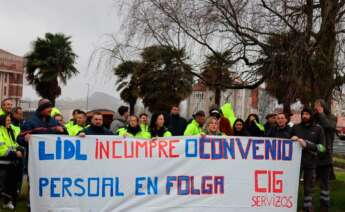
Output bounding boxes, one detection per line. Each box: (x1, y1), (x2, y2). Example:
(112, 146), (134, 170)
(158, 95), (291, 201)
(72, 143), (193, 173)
(110, 106), (129, 134)
(184, 111), (206, 136)
(0, 98), (13, 116)
(290, 108), (326, 212)
(264, 113), (277, 132)
(67, 111), (89, 136)
(65, 109), (81, 130)
(139, 113), (149, 132)
(20, 99), (67, 142)
(314, 99), (337, 211)
(265, 113), (291, 138)
(167, 105), (187, 136)
(18, 99), (67, 211)
(79, 112), (113, 136)
(11, 107), (24, 135)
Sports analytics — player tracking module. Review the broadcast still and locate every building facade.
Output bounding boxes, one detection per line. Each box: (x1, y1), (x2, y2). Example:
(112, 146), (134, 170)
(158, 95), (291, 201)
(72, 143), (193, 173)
(0, 49), (24, 105)
(186, 80), (277, 121)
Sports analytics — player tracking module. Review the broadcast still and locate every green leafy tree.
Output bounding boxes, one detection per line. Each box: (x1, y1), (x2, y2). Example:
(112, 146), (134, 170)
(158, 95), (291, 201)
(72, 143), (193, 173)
(201, 50), (235, 106)
(114, 61), (141, 114)
(137, 45), (193, 112)
(25, 33), (78, 105)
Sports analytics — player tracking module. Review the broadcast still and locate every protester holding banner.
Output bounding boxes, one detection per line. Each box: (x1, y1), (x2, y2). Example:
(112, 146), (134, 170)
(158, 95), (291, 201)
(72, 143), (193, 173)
(314, 99), (337, 211)
(202, 116), (223, 136)
(265, 113), (291, 138)
(291, 107), (326, 212)
(20, 99), (67, 144)
(0, 114), (24, 210)
(232, 118), (250, 136)
(184, 111), (206, 136)
(117, 115), (150, 138)
(79, 112), (113, 136)
(167, 105), (187, 136)
(149, 113), (172, 137)
(245, 114), (265, 137)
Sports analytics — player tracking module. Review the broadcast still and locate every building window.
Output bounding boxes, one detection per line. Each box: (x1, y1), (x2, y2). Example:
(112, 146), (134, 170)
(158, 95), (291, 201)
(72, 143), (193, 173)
(4, 86), (6, 96)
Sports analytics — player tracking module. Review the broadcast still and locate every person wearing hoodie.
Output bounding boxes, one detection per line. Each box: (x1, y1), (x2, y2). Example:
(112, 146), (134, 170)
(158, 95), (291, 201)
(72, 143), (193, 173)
(233, 118), (250, 136)
(313, 99), (337, 211)
(117, 115), (151, 139)
(290, 108), (326, 212)
(244, 114), (265, 137)
(184, 111), (206, 136)
(167, 105), (187, 136)
(110, 106), (129, 134)
(149, 113), (172, 137)
(79, 112), (113, 136)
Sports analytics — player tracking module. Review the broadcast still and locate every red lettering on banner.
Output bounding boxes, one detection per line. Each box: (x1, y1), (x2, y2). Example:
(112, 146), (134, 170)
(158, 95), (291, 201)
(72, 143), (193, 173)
(251, 195), (293, 208)
(255, 170), (284, 193)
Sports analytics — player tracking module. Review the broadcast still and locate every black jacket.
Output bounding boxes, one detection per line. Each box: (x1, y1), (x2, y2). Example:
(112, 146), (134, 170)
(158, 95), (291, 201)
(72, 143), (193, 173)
(314, 112), (336, 165)
(265, 125), (292, 139)
(81, 125), (113, 135)
(291, 123), (326, 169)
(167, 114), (187, 136)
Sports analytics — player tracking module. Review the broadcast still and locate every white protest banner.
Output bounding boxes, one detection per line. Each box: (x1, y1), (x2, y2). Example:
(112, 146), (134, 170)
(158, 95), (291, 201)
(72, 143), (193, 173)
(29, 135), (301, 212)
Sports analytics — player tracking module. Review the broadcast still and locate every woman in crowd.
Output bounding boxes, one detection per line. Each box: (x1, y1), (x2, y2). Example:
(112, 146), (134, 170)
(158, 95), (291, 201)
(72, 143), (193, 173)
(244, 114), (265, 137)
(118, 115), (151, 138)
(202, 116), (223, 136)
(233, 118), (250, 136)
(150, 113), (172, 137)
(0, 114), (24, 210)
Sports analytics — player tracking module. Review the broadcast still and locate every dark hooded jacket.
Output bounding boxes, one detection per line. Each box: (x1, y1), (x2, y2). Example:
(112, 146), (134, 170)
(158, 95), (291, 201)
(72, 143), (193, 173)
(314, 100), (337, 166)
(291, 108), (326, 169)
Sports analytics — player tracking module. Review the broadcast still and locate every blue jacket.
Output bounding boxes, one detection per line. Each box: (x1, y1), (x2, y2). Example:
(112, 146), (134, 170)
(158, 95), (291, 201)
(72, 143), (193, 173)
(19, 112), (67, 146)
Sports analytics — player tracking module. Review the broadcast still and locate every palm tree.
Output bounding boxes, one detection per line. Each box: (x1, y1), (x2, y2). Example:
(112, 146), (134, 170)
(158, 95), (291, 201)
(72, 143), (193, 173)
(25, 33), (78, 105)
(114, 61), (141, 115)
(201, 50), (235, 106)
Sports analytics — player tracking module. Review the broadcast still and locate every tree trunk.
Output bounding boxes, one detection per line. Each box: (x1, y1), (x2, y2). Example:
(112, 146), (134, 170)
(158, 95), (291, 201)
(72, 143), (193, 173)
(129, 101), (136, 115)
(283, 102), (291, 117)
(215, 88), (221, 107)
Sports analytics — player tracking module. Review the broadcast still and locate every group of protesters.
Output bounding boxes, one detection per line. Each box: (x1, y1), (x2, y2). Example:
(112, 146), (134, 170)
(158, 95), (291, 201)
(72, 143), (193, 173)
(0, 97), (337, 212)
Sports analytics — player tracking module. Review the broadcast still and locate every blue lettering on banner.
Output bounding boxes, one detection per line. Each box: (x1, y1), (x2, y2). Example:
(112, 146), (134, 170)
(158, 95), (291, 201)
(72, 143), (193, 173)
(39, 137), (87, 160)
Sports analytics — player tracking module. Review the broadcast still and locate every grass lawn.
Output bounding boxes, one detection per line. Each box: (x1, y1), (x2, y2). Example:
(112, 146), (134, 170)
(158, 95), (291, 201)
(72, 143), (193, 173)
(1, 171), (344, 212)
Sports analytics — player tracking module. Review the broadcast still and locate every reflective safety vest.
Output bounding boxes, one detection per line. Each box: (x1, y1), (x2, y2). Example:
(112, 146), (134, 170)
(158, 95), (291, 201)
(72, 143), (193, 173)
(184, 120), (202, 136)
(67, 124), (89, 136)
(117, 128), (151, 139)
(221, 103), (236, 126)
(0, 126), (19, 157)
(51, 107), (61, 117)
(140, 124), (149, 132)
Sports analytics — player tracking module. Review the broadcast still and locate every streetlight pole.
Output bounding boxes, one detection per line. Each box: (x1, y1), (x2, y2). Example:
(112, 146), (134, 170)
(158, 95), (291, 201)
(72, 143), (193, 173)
(86, 83), (90, 111)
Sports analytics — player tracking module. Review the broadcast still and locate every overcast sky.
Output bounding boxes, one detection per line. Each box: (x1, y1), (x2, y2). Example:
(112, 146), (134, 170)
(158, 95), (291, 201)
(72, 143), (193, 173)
(0, 0), (121, 101)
